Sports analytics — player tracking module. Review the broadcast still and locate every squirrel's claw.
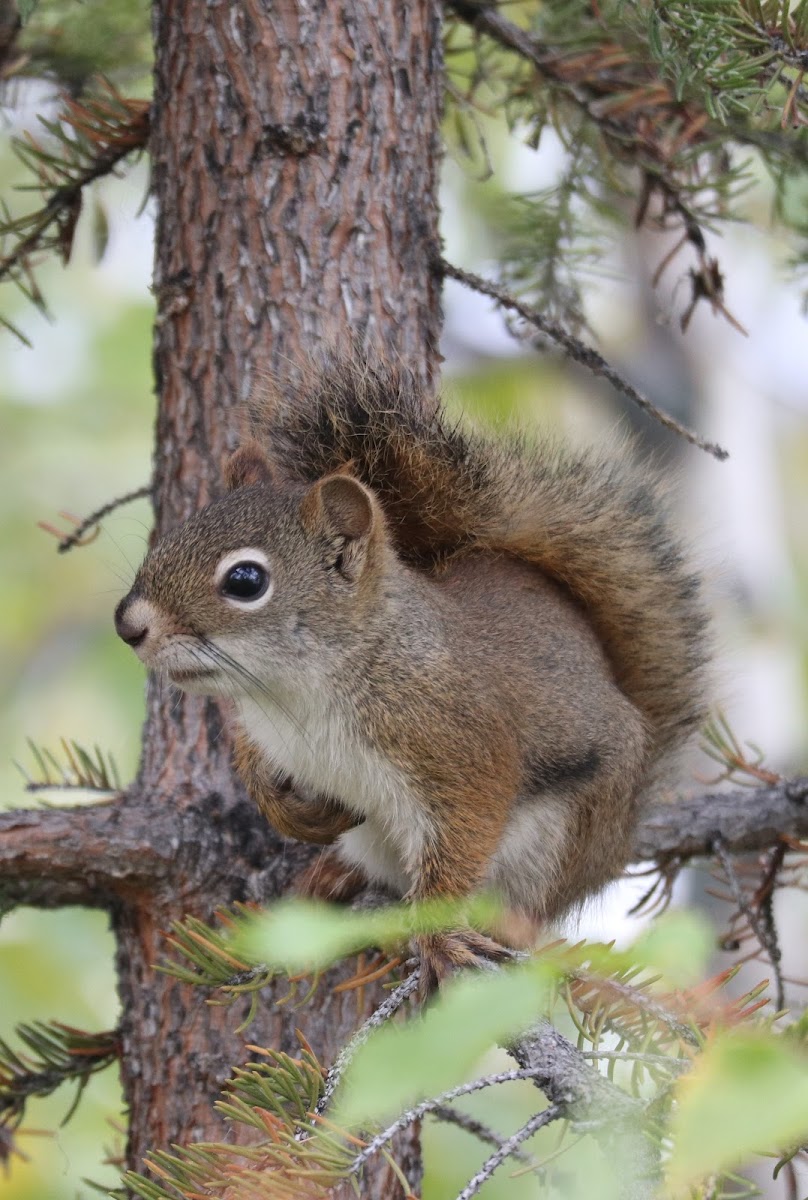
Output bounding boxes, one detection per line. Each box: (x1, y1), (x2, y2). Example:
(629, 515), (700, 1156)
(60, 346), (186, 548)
(414, 929), (515, 1000)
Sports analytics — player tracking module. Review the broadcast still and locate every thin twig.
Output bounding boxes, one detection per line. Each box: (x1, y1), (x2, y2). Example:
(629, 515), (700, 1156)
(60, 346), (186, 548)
(53, 485), (152, 553)
(438, 257), (728, 460)
(430, 1104), (540, 1168)
(349, 1066), (555, 1174)
(570, 972), (700, 1049)
(454, 1104), (562, 1200)
(712, 835), (785, 1012)
(755, 842), (787, 1012)
(579, 1050), (689, 1071)
(314, 968), (420, 1118)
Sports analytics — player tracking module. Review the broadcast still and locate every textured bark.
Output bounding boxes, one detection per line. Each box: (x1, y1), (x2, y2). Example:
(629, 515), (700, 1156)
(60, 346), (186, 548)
(0, 1), (20, 76)
(631, 777), (808, 860)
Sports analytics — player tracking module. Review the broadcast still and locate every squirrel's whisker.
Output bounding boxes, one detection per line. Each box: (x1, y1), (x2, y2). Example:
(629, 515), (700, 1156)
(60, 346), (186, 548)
(197, 639), (304, 729)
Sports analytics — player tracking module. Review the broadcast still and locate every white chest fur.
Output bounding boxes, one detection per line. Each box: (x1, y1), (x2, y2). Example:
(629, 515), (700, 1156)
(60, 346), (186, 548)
(236, 693), (434, 888)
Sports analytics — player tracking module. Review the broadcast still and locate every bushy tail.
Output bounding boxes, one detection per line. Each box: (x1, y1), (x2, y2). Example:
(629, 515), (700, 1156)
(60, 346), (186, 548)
(257, 359), (709, 758)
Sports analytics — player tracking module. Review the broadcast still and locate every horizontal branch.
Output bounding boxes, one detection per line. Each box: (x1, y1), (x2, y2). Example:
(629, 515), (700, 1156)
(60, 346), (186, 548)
(2, 777), (806, 912)
(0, 799), (168, 908)
(632, 777), (808, 862)
(0, 789), (288, 911)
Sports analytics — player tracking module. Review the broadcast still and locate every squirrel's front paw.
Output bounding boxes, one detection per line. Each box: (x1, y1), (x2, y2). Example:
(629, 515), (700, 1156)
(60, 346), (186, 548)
(413, 929), (514, 999)
(295, 849), (367, 902)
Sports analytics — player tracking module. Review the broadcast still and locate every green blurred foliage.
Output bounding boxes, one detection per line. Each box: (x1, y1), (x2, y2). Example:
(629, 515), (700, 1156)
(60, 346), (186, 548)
(1, 145), (153, 1197)
(241, 894), (504, 973)
(138, 898), (808, 1197)
(669, 1032), (808, 1193)
(17, 0), (152, 92)
(0, 907), (121, 1197)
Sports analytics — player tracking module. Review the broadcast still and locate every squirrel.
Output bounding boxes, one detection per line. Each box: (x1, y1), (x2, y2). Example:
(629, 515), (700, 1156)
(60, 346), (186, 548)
(114, 358), (709, 990)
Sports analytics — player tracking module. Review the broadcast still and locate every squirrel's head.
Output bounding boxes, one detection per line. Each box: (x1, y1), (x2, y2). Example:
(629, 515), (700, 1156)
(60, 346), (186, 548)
(114, 440), (391, 698)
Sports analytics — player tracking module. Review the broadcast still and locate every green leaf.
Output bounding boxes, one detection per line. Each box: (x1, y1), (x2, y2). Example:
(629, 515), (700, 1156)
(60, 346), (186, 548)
(668, 1031), (808, 1191)
(335, 960), (554, 1127)
(630, 909), (713, 987)
(238, 894), (503, 972)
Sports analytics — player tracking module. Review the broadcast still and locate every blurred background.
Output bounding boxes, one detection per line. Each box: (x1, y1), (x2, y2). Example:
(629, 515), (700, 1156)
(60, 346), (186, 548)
(3, 21), (808, 1200)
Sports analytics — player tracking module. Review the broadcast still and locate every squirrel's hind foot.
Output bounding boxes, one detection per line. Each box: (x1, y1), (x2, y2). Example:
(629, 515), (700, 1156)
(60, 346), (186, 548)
(414, 929), (515, 1000)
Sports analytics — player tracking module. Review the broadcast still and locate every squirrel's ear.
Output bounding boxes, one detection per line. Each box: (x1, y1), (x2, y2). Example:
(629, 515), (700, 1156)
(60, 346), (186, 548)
(224, 440), (273, 491)
(300, 475), (377, 579)
(301, 474), (375, 539)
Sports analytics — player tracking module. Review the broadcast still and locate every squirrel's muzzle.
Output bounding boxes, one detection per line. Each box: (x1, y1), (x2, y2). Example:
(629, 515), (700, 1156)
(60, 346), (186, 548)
(114, 594), (150, 650)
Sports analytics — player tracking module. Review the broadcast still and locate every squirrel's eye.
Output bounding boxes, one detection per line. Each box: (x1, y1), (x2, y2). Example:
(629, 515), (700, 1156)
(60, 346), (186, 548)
(220, 562), (269, 602)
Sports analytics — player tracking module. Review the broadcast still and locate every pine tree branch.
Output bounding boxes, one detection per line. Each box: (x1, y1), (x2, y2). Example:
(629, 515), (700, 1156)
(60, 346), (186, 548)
(1, 777), (807, 912)
(0, 799), (165, 908)
(443, 0), (808, 283)
(343, 1017), (655, 1197)
(758, 28), (808, 75)
(439, 256), (728, 459)
(0, 1023), (119, 1136)
(0, 88), (150, 296)
(632, 777), (808, 862)
(443, 1), (710, 208)
(509, 1020), (659, 1200)
(0, 790), (291, 912)
(0, 134), (138, 285)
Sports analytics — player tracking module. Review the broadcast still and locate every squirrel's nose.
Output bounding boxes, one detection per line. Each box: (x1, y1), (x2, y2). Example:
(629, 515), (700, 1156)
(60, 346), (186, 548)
(115, 596), (149, 648)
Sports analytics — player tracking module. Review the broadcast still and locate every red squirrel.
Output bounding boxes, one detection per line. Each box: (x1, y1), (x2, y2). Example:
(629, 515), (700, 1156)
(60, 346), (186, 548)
(115, 360), (708, 989)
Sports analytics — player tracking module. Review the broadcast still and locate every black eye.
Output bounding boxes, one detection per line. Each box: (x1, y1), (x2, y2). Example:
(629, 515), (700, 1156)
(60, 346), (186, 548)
(220, 561), (269, 602)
